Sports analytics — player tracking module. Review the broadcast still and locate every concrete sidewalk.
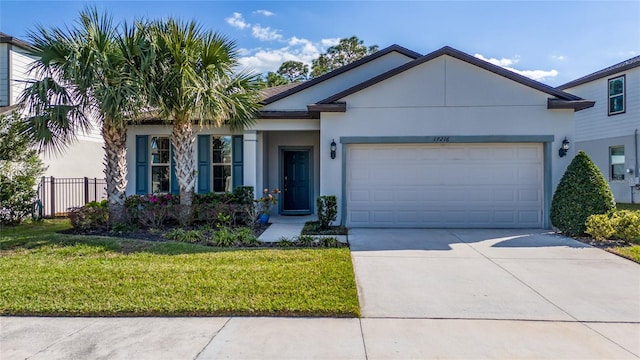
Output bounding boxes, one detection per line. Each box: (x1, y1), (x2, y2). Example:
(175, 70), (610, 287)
(2, 316), (638, 359)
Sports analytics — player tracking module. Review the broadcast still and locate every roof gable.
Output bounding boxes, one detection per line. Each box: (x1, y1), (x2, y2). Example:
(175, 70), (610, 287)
(261, 44), (421, 105)
(318, 46), (583, 104)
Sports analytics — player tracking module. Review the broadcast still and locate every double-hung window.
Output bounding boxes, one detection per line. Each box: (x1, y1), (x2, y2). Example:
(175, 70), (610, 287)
(212, 136), (232, 192)
(608, 75), (625, 115)
(150, 136), (171, 193)
(610, 146), (625, 181)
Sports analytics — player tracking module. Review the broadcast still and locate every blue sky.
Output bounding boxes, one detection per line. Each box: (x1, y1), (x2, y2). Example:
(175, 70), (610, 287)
(1, 1), (638, 86)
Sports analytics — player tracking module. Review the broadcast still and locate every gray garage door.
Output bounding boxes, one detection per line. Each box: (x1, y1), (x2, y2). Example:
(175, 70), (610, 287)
(346, 143), (543, 228)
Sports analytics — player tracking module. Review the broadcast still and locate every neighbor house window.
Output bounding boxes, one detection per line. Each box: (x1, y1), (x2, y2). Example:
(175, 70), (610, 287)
(608, 75), (625, 115)
(150, 136), (171, 192)
(610, 146), (625, 181)
(212, 136), (232, 192)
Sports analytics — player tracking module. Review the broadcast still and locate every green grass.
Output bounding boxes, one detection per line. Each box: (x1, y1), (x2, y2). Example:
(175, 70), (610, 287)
(609, 245), (640, 264)
(0, 220), (359, 317)
(617, 203), (640, 211)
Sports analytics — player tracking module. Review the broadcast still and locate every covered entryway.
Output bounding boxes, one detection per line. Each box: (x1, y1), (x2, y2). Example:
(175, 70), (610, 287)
(346, 143), (543, 228)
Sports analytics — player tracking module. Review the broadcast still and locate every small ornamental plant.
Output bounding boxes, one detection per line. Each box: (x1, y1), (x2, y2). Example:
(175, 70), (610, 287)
(255, 188), (280, 215)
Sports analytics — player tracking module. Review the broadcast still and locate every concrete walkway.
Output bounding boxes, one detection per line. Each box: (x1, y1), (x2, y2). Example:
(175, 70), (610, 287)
(2, 229), (639, 359)
(257, 214), (315, 242)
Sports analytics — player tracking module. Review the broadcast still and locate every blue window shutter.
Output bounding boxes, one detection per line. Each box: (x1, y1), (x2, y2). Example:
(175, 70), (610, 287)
(197, 135), (211, 193)
(135, 135), (148, 195)
(170, 144), (179, 194)
(232, 135), (243, 189)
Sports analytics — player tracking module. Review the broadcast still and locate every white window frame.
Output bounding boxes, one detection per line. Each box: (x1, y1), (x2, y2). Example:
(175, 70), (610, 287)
(211, 135), (232, 193)
(608, 75), (625, 116)
(609, 146), (625, 181)
(150, 136), (171, 193)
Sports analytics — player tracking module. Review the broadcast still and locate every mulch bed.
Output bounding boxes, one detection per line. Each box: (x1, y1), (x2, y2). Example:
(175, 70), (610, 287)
(573, 236), (628, 249)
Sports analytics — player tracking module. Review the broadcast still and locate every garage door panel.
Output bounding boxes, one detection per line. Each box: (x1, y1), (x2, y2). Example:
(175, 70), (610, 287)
(346, 143), (543, 228)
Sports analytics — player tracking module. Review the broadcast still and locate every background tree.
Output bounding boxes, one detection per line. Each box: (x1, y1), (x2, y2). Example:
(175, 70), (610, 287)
(550, 151), (615, 236)
(0, 112), (46, 225)
(145, 19), (261, 210)
(20, 8), (149, 223)
(311, 36), (378, 78)
(277, 60), (309, 83)
(258, 71), (289, 88)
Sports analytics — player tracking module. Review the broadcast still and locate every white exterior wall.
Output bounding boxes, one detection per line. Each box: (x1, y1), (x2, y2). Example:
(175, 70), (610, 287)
(319, 55), (575, 223)
(263, 52), (415, 111)
(565, 67), (640, 142)
(9, 46), (34, 106)
(41, 140), (105, 179)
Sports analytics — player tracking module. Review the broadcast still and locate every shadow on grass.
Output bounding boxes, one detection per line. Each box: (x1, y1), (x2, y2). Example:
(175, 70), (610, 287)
(1, 220), (343, 256)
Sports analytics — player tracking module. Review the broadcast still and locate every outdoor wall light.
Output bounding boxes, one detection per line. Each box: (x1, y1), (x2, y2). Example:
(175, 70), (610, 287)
(330, 139), (337, 159)
(559, 137), (570, 157)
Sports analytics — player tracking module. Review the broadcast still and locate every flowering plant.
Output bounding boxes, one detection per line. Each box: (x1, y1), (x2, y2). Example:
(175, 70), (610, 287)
(255, 188), (280, 215)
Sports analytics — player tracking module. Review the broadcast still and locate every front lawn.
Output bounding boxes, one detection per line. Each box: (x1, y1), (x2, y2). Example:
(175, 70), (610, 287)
(0, 220), (359, 317)
(609, 245), (640, 263)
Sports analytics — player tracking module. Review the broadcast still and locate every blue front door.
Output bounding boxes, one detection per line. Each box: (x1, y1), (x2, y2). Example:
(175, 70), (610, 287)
(283, 150), (311, 214)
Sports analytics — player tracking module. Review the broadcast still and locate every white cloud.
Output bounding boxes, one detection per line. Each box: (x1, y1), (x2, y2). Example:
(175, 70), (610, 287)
(512, 69), (559, 81)
(238, 37), (322, 74)
(254, 10), (275, 16)
(475, 53), (558, 81)
(251, 24), (282, 41)
(321, 38), (340, 47)
(289, 37), (319, 55)
(474, 53), (518, 67)
(226, 12), (249, 30)
(550, 55), (566, 61)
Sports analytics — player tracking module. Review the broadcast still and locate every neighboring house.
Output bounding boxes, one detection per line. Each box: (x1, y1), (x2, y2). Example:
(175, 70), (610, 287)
(0, 32), (104, 180)
(126, 44), (594, 229)
(559, 56), (640, 204)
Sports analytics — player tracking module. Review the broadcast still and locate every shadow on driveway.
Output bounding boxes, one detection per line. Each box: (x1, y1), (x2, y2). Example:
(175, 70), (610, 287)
(348, 228), (589, 252)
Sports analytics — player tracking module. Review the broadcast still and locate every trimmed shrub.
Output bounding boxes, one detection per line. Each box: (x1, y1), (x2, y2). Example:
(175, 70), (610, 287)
(612, 210), (640, 243)
(231, 186), (254, 205)
(68, 200), (109, 230)
(550, 151), (615, 236)
(316, 195), (337, 229)
(585, 214), (615, 241)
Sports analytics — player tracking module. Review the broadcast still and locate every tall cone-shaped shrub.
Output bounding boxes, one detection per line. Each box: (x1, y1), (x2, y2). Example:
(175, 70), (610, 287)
(550, 151), (615, 236)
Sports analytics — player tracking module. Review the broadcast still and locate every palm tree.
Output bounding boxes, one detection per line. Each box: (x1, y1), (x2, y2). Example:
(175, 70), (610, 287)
(145, 19), (261, 208)
(20, 8), (149, 223)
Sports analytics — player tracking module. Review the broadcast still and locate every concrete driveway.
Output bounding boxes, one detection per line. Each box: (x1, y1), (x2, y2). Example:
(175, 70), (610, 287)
(350, 228), (640, 358)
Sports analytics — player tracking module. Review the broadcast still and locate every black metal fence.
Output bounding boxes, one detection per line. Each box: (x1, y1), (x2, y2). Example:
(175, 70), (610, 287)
(37, 177), (107, 217)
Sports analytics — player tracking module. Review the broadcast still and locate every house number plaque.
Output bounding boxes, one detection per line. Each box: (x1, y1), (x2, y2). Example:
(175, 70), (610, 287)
(432, 136), (450, 142)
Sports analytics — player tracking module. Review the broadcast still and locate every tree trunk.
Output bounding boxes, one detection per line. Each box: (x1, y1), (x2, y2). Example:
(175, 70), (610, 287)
(102, 122), (128, 224)
(171, 119), (196, 207)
